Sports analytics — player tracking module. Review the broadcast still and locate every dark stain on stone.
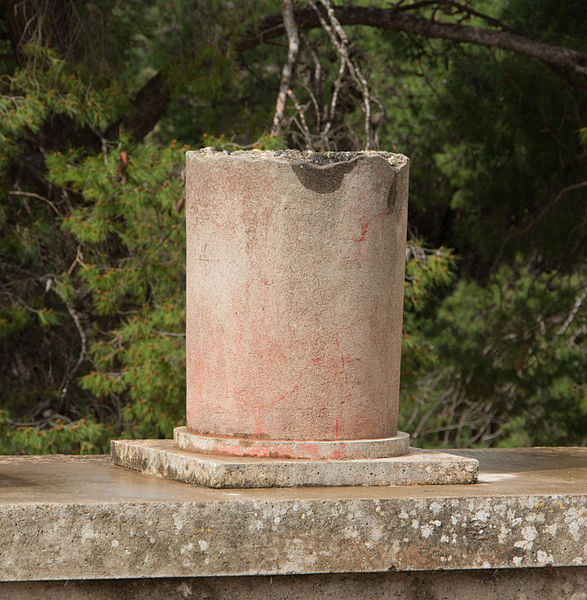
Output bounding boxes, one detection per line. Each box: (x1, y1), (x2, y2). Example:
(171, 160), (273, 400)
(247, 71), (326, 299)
(0, 474), (34, 487)
(291, 159), (358, 194)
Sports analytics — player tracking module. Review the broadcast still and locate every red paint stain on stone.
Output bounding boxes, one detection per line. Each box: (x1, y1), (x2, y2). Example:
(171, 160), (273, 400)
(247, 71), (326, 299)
(297, 443), (320, 458)
(329, 448), (345, 460)
(213, 443), (299, 459)
(230, 356), (323, 412)
(191, 351), (204, 406)
(253, 408), (264, 436)
(334, 328), (352, 440)
(352, 211), (389, 261)
(353, 215), (370, 260)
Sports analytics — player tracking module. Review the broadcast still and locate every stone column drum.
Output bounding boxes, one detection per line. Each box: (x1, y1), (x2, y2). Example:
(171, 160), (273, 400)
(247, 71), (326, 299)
(177, 150), (410, 460)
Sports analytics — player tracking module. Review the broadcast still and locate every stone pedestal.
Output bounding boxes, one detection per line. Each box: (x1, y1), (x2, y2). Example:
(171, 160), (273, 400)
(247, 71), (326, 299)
(111, 150), (478, 487)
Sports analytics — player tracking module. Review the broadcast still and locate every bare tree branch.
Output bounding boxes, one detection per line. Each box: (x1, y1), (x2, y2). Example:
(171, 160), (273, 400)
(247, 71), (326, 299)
(308, 0), (378, 149)
(270, 0), (300, 137)
(8, 190), (60, 214)
(237, 5), (587, 75)
(286, 89), (312, 148)
(558, 285), (587, 336)
(57, 301), (88, 407)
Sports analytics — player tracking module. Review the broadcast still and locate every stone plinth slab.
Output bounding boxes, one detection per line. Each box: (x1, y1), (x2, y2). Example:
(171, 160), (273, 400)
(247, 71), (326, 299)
(0, 449), (586, 582)
(110, 439), (478, 488)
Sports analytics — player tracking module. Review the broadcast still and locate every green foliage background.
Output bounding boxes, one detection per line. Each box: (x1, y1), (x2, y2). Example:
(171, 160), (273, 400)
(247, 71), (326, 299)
(0, 0), (585, 453)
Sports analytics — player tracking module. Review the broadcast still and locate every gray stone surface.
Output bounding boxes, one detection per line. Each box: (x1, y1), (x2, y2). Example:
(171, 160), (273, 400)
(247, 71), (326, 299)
(0, 448), (586, 582)
(111, 438), (478, 487)
(1, 568), (586, 600)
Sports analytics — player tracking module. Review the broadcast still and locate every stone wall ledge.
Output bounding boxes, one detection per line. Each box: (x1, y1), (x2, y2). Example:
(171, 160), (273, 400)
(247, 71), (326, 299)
(0, 448), (585, 582)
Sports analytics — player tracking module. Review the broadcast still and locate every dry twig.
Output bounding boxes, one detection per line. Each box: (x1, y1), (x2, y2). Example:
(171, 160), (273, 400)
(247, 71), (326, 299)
(271, 0), (300, 137)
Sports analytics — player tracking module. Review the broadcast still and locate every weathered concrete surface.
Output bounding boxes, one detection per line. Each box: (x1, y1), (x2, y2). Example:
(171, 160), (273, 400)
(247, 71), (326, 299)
(174, 426), (410, 460)
(1, 568), (586, 600)
(185, 150), (409, 447)
(111, 438), (478, 487)
(1, 448), (585, 581)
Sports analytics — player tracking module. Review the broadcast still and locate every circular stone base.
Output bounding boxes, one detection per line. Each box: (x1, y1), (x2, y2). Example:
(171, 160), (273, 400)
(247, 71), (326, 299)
(174, 427), (410, 460)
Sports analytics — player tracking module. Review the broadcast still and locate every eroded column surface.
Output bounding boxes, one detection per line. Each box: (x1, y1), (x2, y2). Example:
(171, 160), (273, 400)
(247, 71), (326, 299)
(184, 150), (409, 457)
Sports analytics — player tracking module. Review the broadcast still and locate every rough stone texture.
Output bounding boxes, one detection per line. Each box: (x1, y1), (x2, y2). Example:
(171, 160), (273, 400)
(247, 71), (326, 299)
(185, 150), (409, 446)
(1, 568), (585, 600)
(111, 438), (478, 487)
(1, 448), (586, 582)
(174, 426), (410, 460)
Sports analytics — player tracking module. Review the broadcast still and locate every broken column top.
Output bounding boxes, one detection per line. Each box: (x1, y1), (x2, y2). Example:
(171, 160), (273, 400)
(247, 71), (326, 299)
(187, 150), (409, 195)
(189, 148), (409, 168)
